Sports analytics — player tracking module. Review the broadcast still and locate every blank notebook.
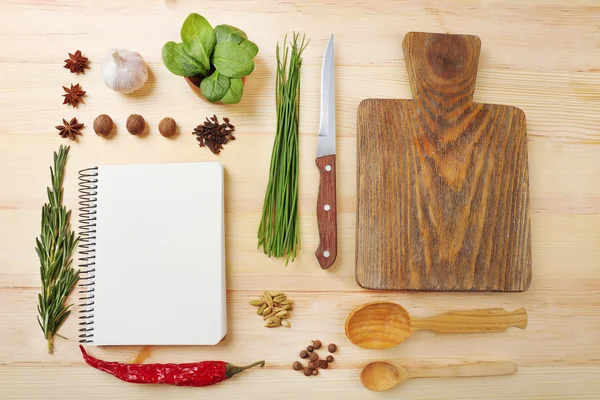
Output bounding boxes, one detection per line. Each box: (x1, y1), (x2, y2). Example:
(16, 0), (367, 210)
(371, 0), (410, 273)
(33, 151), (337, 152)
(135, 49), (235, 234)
(78, 161), (226, 346)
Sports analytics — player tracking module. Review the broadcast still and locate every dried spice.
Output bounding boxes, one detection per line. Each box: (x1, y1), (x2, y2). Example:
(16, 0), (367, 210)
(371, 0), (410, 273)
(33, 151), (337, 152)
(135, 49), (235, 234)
(93, 114), (113, 137)
(62, 83), (86, 108)
(80, 346), (264, 386)
(56, 117), (84, 140)
(159, 117), (178, 138)
(293, 339), (337, 377)
(192, 115), (235, 155)
(64, 50), (89, 73)
(248, 291), (293, 328)
(126, 114), (145, 135)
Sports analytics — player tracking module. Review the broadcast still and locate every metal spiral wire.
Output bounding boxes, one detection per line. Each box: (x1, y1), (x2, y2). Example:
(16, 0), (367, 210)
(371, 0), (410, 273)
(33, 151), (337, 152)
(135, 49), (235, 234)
(78, 167), (98, 343)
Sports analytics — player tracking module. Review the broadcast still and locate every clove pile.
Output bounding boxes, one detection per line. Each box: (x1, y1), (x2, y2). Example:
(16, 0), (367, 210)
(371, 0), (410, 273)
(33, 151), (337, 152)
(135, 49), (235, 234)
(192, 115), (235, 154)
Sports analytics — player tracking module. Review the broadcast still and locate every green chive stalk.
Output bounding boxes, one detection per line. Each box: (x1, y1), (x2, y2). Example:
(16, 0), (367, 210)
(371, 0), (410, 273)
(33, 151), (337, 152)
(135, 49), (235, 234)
(36, 145), (80, 354)
(258, 33), (308, 265)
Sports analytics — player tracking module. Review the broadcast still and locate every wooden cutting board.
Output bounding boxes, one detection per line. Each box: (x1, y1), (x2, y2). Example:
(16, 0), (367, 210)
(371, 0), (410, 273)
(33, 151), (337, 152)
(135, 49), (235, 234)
(356, 32), (532, 292)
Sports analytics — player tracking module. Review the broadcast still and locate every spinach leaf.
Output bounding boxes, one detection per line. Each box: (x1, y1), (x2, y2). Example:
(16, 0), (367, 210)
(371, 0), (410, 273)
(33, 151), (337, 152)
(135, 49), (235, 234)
(212, 41), (255, 78)
(200, 71), (230, 103)
(161, 41), (208, 77)
(239, 39), (259, 58)
(215, 24), (247, 44)
(180, 13), (216, 71)
(220, 78), (244, 104)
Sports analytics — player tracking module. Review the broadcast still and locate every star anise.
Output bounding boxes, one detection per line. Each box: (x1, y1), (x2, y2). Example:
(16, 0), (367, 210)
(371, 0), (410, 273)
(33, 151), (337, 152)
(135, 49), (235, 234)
(63, 50), (88, 73)
(62, 83), (86, 108)
(56, 118), (84, 140)
(192, 115), (236, 155)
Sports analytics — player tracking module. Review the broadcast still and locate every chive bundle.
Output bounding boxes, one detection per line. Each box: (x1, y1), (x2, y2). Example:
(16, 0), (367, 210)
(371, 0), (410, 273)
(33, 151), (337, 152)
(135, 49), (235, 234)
(258, 33), (308, 264)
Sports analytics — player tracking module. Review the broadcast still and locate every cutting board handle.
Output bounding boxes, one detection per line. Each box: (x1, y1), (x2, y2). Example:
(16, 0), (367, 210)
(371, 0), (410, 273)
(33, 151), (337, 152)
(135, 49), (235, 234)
(403, 32), (481, 109)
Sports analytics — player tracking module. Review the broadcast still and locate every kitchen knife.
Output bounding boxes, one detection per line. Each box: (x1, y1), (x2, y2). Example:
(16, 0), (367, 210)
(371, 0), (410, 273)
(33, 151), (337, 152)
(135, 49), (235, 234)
(315, 34), (337, 270)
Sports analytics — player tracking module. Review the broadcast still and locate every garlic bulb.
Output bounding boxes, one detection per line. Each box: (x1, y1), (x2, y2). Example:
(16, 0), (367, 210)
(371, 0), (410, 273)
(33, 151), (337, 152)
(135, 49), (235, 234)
(102, 48), (148, 94)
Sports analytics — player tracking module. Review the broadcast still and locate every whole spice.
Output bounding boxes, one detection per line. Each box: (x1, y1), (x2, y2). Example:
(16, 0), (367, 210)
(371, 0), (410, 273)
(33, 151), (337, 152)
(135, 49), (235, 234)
(64, 50), (88, 73)
(257, 33), (308, 264)
(326, 355), (334, 363)
(299, 350), (308, 359)
(56, 117), (84, 140)
(312, 340), (322, 349)
(192, 115), (235, 155)
(62, 83), (86, 108)
(80, 346), (264, 386)
(293, 361), (302, 371)
(312, 369), (319, 376)
(309, 352), (319, 362)
(36, 146), (80, 353)
(328, 343), (337, 353)
(102, 48), (149, 94)
(307, 345), (314, 353)
(126, 114), (145, 135)
(303, 367), (311, 377)
(93, 114), (113, 136)
(318, 360), (328, 369)
(249, 291), (293, 328)
(159, 117), (178, 138)
(308, 361), (317, 370)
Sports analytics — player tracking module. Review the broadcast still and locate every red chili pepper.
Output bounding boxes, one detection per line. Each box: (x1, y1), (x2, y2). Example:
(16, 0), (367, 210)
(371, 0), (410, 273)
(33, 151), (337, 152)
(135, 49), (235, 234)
(79, 345), (265, 386)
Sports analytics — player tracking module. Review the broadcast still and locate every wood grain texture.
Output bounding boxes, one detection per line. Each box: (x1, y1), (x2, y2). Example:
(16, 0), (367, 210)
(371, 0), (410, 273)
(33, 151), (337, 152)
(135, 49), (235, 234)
(410, 307), (528, 333)
(0, 1), (599, 399)
(356, 32), (532, 291)
(315, 155), (337, 269)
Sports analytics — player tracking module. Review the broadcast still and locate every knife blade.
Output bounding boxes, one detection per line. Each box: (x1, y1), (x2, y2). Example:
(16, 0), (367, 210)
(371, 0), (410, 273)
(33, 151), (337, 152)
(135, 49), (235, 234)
(315, 34), (337, 270)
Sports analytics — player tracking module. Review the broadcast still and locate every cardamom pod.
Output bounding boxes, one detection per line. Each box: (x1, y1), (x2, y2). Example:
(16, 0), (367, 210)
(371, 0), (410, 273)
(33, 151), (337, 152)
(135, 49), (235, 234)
(257, 303), (267, 315)
(273, 294), (287, 303)
(265, 322), (280, 328)
(269, 292), (283, 297)
(263, 310), (276, 320)
(273, 302), (281, 308)
(250, 299), (264, 306)
(281, 319), (291, 328)
(274, 310), (288, 318)
(266, 316), (282, 324)
(280, 299), (294, 305)
(264, 291), (273, 309)
(282, 304), (292, 311)
(262, 306), (272, 316)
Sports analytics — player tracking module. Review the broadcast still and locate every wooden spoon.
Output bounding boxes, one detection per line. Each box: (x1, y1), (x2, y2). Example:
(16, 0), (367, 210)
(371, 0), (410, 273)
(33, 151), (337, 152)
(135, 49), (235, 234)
(345, 302), (527, 349)
(360, 360), (517, 391)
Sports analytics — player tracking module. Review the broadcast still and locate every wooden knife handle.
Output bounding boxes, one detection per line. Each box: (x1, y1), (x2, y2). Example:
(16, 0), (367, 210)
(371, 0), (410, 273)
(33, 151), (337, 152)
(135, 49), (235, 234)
(315, 155), (337, 269)
(410, 307), (528, 333)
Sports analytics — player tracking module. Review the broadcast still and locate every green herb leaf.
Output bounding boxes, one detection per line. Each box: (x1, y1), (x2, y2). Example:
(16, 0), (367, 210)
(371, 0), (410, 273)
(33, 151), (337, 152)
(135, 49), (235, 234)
(215, 24), (248, 44)
(180, 13), (216, 71)
(200, 71), (231, 102)
(239, 39), (259, 58)
(213, 41), (255, 78)
(220, 77), (244, 104)
(161, 41), (208, 77)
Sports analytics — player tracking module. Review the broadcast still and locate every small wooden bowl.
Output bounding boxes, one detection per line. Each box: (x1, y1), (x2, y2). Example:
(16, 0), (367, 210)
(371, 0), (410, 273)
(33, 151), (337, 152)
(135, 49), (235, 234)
(184, 75), (246, 104)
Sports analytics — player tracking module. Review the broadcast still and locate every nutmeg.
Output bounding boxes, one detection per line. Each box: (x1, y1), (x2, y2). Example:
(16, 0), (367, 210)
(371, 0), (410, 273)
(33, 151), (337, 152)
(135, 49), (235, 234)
(126, 114), (145, 135)
(158, 117), (177, 138)
(93, 114), (113, 137)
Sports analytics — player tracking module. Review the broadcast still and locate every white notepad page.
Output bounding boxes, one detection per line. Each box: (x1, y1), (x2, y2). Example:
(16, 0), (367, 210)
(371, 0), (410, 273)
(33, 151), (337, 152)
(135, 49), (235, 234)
(91, 161), (226, 345)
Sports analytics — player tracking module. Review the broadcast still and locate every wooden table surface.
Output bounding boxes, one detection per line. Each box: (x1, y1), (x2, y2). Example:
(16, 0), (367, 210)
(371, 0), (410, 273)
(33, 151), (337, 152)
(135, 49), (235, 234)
(1, 1), (599, 399)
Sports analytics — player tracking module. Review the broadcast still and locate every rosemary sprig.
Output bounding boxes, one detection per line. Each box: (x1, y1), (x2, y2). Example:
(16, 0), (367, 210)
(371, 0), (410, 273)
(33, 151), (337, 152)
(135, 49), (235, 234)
(35, 145), (80, 354)
(258, 33), (308, 264)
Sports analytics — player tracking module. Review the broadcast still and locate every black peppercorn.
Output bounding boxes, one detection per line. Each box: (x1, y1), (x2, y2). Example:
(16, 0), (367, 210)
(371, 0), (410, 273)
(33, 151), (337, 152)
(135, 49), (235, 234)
(312, 340), (322, 349)
(328, 343), (337, 353)
(309, 352), (319, 362)
(293, 361), (302, 371)
(307, 345), (314, 353)
(326, 355), (334, 363)
(300, 350), (308, 359)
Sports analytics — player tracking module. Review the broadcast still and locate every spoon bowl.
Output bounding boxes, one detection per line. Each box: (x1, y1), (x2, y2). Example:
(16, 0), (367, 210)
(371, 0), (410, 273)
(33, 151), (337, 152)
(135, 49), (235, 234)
(360, 361), (409, 391)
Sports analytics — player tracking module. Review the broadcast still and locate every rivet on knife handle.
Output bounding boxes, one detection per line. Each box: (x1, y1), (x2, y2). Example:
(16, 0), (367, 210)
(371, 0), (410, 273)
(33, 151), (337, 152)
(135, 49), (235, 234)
(315, 154), (337, 269)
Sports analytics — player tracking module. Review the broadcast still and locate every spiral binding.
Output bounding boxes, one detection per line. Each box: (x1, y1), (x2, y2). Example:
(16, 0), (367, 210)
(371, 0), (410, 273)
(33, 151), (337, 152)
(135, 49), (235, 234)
(78, 167), (98, 343)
